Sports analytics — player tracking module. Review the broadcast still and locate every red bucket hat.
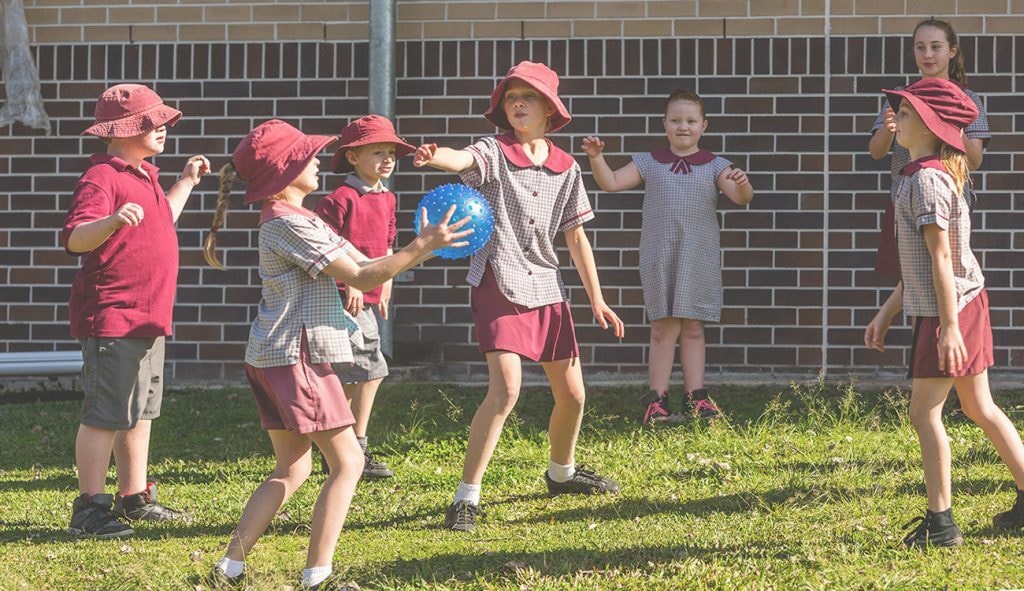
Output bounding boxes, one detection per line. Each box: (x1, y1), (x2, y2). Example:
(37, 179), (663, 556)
(232, 119), (337, 205)
(330, 115), (416, 173)
(81, 84), (182, 139)
(484, 61), (571, 133)
(883, 78), (978, 153)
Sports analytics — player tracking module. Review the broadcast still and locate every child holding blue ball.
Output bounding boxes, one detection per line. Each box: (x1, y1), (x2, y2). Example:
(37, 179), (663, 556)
(414, 60), (625, 532)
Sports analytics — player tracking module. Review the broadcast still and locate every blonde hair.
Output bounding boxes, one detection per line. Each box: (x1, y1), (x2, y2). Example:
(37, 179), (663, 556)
(940, 143), (971, 197)
(204, 162), (238, 269)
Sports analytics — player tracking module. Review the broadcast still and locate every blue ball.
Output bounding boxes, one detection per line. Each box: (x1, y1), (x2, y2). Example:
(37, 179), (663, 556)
(413, 183), (494, 259)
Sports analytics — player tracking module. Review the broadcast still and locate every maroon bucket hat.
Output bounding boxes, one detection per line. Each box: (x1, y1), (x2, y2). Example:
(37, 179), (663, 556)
(232, 119), (337, 205)
(883, 78), (978, 153)
(484, 61), (572, 133)
(330, 115), (416, 173)
(82, 84), (182, 139)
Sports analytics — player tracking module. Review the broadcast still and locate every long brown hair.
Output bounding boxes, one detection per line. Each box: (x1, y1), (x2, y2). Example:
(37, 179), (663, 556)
(939, 144), (971, 197)
(204, 162), (238, 269)
(913, 18), (968, 87)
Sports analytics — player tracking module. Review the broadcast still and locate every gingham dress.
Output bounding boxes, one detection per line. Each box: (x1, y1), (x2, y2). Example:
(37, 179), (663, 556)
(632, 150), (732, 322)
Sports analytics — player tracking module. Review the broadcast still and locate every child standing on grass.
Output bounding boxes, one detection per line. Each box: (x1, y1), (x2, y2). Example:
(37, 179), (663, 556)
(582, 89), (754, 425)
(414, 61), (625, 533)
(313, 115), (416, 480)
(863, 78), (1024, 548)
(62, 84), (209, 538)
(205, 119), (469, 589)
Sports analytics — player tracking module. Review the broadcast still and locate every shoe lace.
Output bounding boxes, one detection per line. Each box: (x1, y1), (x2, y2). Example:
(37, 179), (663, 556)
(901, 514), (930, 545)
(693, 399), (719, 413)
(452, 500), (481, 523)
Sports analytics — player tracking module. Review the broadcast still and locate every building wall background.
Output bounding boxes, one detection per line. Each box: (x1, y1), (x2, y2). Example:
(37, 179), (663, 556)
(2, 1), (1021, 381)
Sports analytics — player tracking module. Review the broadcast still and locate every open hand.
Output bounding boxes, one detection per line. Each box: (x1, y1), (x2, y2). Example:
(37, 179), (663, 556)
(413, 143), (437, 168)
(345, 287), (364, 316)
(592, 301), (625, 339)
(581, 136), (605, 158)
(417, 205), (473, 251)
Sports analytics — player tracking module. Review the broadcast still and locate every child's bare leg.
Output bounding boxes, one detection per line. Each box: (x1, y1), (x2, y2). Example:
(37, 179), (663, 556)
(76, 424), (117, 495)
(461, 351), (522, 484)
(113, 419), (151, 494)
(679, 319), (706, 393)
(226, 429), (313, 561)
(648, 318), (682, 394)
(344, 379), (384, 439)
(542, 357), (585, 465)
(305, 426), (363, 568)
(909, 378), (955, 512)
(955, 371), (1024, 489)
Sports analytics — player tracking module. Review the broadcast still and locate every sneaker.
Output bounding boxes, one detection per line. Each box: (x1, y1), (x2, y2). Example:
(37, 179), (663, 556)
(361, 449), (394, 479)
(201, 566), (245, 589)
(68, 493), (134, 539)
(688, 389), (724, 420)
(443, 500), (482, 532)
(545, 465), (620, 496)
(307, 576), (360, 591)
(901, 509), (963, 549)
(993, 489), (1024, 530)
(640, 389), (671, 425)
(113, 482), (193, 523)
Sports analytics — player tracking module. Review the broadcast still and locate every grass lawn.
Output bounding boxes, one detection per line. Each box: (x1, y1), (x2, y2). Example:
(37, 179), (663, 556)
(2, 380), (1024, 590)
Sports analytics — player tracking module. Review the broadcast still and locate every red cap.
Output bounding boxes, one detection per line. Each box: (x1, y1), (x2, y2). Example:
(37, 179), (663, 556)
(232, 119), (337, 205)
(82, 84), (182, 138)
(883, 78), (978, 153)
(484, 61), (571, 133)
(330, 115), (416, 173)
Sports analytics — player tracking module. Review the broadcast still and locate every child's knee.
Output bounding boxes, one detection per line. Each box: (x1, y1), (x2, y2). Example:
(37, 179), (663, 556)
(275, 456), (313, 486)
(961, 401), (999, 426)
(907, 403), (938, 430)
(681, 319), (705, 340)
(486, 386), (521, 415)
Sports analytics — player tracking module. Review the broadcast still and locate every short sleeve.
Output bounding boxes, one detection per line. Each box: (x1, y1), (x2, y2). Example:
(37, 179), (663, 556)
(631, 153), (651, 181)
(558, 166), (595, 232)
(266, 216), (348, 278)
(965, 90), (991, 142)
(62, 180), (113, 255)
(459, 137), (499, 188)
(912, 170), (953, 232)
(313, 191), (348, 237)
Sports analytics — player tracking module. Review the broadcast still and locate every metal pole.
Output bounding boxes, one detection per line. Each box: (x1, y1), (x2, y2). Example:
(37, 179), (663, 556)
(369, 0), (396, 357)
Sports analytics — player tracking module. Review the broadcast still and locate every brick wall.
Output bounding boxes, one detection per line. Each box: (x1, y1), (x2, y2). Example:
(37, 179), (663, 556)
(2, 2), (1022, 381)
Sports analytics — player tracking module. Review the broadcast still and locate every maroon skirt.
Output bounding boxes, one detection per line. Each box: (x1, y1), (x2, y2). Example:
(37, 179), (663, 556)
(908, 289), (994, 379)
(471, 264), (579, 362)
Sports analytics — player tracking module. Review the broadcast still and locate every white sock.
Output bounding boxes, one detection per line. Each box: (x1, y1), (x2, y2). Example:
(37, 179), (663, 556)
(215, 557), (245, 578)
(453, 481), (481, 505)
(301, 565), (332, 588)
(547, 461), (575, 483)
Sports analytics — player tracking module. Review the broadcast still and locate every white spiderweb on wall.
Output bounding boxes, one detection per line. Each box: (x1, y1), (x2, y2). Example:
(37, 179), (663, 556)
(0, 0), (51, 134)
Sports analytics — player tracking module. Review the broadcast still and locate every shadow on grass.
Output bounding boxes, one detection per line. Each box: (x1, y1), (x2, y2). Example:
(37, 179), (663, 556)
(0, 520), (237, 544)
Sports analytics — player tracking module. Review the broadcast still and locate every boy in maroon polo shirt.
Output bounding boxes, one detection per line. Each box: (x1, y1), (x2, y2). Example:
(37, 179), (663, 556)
(314, 115), (415, 479)
(61, 84), (210, 538)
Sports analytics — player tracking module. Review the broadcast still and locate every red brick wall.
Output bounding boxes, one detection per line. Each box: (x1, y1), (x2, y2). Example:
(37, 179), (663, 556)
(1, 36), (1021, 380)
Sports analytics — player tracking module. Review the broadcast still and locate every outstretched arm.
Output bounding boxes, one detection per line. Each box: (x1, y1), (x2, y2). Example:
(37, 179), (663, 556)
(413, 143), (476, 173)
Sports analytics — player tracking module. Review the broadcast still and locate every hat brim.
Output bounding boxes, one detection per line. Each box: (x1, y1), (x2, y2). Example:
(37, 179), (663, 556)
(484, 74), (571, 133)
(243, 134), (338, 204)
(81, 104), (183, 139)
(883, 88), (966, 153)
(330, 135), (416, 173)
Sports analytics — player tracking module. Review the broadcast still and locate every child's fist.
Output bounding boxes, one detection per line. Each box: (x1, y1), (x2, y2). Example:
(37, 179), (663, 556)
(581, 136), (605, 158)
(112, 202), (144, 228)
(726, 167), (749, 186)
(413, 143), (437, 168)
(181, 155), (211, 187)
(883, 107), (896, 133)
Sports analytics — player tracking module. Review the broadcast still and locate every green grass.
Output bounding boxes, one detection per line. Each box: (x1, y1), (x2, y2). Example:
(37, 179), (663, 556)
(2, 380), (1024, 590)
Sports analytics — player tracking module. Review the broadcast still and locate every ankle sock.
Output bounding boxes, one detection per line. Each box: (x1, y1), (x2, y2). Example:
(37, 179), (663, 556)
(216, 557), (245, 578)
(547, 461), (576, 483)
(302, 565), (332, 588)
(453, 481), (481, 505)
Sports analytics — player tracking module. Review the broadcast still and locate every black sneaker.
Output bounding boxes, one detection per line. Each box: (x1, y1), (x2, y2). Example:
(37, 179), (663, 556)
(545, 465), (620, 496)
(688, 389), (724, 420)
(306, 575), (361, 590)
(443, 500), (482, 532)
(640, 389), (671, 426)
(113, 482), (193, 523)
(68, 493), (134, 539)
(901, 509), (963, 549)
(202, 566), (245, 589)
(362, 449), (394, 479)
(993, 489), (1024, 530)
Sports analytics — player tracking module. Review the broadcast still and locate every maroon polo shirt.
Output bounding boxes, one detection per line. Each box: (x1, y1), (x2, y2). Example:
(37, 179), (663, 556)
(61, 154), (179, 338)
(313, 175), (397, 305)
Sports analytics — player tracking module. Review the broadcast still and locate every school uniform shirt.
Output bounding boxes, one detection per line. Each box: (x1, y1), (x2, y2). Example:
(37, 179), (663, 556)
(61, 154), (179, 338)
(313, 174), (397, 305)
(245, 200), (361, 368)
(459, 133), (595, 309)
(892, 156), (984, 318)
(632, 148), (733, 323)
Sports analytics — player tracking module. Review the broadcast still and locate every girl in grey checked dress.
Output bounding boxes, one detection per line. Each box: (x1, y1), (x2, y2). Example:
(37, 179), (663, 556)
(584, 89), (754, 425)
